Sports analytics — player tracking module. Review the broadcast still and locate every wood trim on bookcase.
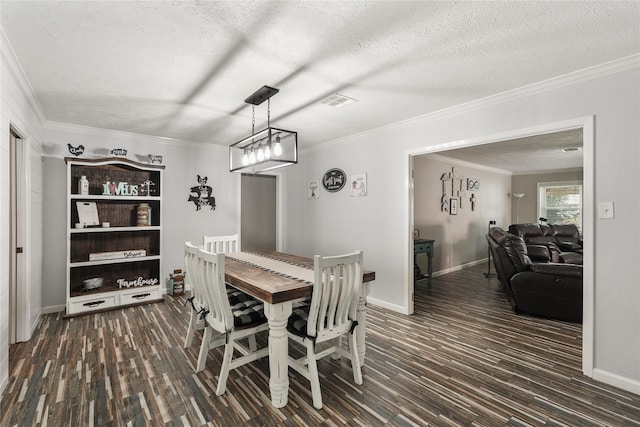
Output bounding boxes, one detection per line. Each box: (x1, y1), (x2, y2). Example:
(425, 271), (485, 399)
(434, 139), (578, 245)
(64, 156), (166, 170)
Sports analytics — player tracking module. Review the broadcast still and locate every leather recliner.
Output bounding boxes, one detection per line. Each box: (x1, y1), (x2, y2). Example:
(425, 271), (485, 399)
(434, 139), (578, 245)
(487, 227), (583, 322)
(508, 223), (583, 265)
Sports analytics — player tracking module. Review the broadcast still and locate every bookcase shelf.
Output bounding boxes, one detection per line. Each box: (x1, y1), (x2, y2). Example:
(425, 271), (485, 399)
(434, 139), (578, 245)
(65, 157), (165, 316)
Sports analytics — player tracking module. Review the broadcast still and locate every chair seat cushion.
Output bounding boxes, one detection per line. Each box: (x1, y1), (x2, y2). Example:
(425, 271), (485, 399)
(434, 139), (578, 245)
(226, 287), (252, 305)
(287, 302), (311, 338)
(226, 288), (267, 327)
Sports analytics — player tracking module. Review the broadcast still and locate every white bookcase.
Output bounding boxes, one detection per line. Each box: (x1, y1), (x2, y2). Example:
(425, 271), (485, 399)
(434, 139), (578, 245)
(65, 157), (164, 316)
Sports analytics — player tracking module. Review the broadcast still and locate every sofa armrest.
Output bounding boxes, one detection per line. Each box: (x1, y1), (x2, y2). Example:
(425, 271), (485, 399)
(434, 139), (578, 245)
(529, 263), (583, 278)
(527, 244), (550, 262)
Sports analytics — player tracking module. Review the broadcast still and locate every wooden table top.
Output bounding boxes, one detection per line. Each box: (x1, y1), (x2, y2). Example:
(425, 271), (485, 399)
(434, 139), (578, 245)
(224, 250), (375, 304)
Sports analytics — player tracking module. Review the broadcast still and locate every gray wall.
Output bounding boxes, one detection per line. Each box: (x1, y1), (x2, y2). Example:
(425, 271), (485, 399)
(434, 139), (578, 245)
(512, 170), (584, 224)
(414, 155), (511, 273)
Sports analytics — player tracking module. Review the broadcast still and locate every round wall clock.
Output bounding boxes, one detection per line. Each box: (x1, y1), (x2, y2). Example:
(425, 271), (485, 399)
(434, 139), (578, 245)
(322, 168), (346, 192)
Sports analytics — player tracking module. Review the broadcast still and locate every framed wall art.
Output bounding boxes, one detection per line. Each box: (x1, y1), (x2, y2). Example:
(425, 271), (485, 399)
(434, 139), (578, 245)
(450, 198), (458, 215)
(308, 180), (319, 199)
(350, 173), (367, 197)
(467, 178), (479, 191)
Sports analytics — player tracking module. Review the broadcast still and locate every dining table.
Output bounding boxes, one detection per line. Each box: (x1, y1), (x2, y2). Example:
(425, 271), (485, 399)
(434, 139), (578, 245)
(222, 250), (376, 408)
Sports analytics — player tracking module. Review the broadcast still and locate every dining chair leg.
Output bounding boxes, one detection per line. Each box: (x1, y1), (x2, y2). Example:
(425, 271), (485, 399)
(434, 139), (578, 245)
(196, 326), (213, 372)
(216, 338), (235, 396)
(349, 332), (363, 385)
(356, 284), (369, 367)
(306, 340), (323, 409)
(184, 309), (197, 348)
(330, 336), (342, 360)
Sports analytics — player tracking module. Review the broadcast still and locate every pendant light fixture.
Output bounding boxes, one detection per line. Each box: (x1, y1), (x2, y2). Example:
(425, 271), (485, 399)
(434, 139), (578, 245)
(229, 85), (298, 173)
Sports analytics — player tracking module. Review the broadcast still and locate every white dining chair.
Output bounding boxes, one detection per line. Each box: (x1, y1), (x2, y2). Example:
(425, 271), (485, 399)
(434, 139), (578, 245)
(203, 234), (239, 253)
(287, 250), (364, 409)
(183, 241), (205, 349)
(197, 248), (269, 395)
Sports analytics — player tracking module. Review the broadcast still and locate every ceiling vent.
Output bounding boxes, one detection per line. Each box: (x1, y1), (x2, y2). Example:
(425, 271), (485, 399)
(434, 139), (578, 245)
(321, 93), (358, 108)
(561, 147), (581, 152)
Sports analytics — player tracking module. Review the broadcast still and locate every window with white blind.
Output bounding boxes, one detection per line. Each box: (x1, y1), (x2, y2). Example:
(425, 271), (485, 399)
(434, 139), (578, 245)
(538, 182), (583, 231)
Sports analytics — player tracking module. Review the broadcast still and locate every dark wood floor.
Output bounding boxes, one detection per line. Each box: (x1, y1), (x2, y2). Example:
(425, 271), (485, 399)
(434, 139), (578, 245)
(2, 264), (639, 426)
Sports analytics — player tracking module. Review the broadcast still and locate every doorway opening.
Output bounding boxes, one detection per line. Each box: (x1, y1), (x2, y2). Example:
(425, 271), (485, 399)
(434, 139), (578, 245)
(240, 174), (277, 251)
(9, 128), (27, 344)
(405, 116), (594, 376)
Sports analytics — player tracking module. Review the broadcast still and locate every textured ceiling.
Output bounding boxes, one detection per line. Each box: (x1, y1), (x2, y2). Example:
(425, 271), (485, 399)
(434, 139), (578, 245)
(1, 1), (639, 152)
(431, 128), (584, 174)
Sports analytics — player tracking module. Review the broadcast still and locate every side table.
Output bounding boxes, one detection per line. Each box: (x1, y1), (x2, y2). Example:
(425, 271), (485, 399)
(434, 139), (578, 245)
(414, 238), (434, 288)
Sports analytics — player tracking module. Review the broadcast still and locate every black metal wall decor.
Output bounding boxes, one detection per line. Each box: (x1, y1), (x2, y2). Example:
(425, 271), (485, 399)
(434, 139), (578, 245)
(322, 168), (346, 192)
(67, 143), (85, 156)
(188, 175), (216, 211)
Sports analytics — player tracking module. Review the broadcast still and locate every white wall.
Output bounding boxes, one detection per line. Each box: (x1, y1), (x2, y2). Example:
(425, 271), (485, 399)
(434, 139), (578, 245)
(1, 31), (44, 394)
(414, 155), (511, 273)
(41, 124), (241, 308)
(283, 60), (640, 392)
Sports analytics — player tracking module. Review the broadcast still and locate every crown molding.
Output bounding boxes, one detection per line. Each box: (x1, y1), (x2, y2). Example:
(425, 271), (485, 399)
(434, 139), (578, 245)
(43, 120), (226, 152)
(512, 167), (584, 176)
(1, 28), (47, 124)
(303, 53), (640, 155)
(424, 153), (513, 176)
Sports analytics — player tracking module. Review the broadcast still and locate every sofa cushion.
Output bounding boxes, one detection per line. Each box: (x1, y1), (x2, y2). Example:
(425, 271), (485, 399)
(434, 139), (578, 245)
(509, 223), (544, 238)
(527, 244), (551, 262)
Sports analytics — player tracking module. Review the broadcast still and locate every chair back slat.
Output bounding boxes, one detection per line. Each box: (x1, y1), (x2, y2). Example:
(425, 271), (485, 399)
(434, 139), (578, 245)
(198, 249), (233, 332)
(184, 241), (203, 303)
(308, 251), (363, 342)
(203, 234), (239, 253)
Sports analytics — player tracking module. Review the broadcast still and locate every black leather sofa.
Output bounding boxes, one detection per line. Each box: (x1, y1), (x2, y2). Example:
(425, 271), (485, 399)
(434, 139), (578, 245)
(508, 223), (583, 265)
(488, 227), (583, 322)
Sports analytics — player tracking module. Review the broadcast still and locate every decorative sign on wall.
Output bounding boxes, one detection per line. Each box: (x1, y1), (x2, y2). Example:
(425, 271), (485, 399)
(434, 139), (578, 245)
(440, 166), (477, 215)
(322, 168), (346, 192)
(467, 178), (480, 191)
(148, 154), (163, 164)
(308, 180), (319, 199)
(188, 175), (216, 211)
(67, 143), (85, 157)
(110, 148), (128, 157)
(350, 173), (367, 197)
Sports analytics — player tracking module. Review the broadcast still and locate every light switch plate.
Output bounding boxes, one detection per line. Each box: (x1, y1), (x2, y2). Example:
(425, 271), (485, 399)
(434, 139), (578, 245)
(598, 201), (614, 219)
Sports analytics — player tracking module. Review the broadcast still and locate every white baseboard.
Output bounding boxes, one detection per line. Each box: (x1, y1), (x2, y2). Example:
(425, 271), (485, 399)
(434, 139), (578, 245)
(432, 258), (488, 277)
(41, 304), (65, 314)
(593, 368), (640, 396)
(367, 296), (407, 314)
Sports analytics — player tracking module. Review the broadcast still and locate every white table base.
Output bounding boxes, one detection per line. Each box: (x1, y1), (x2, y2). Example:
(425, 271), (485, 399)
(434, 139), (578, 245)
(264, 301), (293, 408)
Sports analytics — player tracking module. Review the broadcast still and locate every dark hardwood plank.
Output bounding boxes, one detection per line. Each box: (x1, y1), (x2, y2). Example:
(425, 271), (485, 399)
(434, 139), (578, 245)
(2, 264), (639, 426)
